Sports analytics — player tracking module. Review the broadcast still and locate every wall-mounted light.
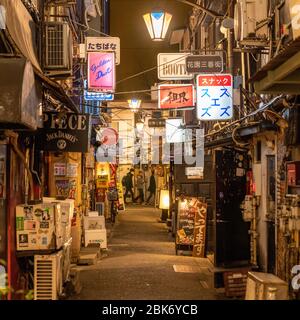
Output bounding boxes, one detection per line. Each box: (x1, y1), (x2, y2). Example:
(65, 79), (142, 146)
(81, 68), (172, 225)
(128, 99), (141, 112)
(143, 10), (172, 41)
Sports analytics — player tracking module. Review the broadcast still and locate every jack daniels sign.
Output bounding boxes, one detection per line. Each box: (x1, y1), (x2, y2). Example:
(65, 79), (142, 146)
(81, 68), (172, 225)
(37, 112), (91, 153)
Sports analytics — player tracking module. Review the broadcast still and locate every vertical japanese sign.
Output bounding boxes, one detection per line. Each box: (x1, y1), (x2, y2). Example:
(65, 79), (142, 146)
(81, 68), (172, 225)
(158, 84), (194, 109)
(196, 74), (233, 121)
(88, 52), (116, 92)
(193, 201), (207, 258)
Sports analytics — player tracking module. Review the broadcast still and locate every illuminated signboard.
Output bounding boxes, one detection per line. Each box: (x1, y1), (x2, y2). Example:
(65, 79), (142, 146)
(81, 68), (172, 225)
(158, 84), (194, 109)
(88, 52), (116, 93)
(196, 74), (233, 121)
(84, 80), (114, 101)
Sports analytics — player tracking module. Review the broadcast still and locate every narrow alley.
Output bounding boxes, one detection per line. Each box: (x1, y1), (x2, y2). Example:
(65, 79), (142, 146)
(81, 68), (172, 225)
(72, 206), (220, 300)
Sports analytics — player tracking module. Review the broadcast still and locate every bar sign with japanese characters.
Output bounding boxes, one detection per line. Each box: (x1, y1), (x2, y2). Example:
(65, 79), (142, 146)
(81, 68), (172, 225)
(86, 37), (120, 65)
(196, 74), (233, 121)
(158, 84), (194, 109)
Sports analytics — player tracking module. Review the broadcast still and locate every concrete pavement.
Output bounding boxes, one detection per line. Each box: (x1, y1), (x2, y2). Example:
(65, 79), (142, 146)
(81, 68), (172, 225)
(71, 206), (223, 300)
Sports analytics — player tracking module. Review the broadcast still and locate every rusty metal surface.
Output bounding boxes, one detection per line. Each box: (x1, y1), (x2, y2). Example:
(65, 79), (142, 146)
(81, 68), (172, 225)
(0, 57), (40, 130)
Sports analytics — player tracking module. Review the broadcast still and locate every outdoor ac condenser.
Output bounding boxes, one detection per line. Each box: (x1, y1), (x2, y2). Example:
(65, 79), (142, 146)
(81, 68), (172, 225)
(234, 0), (268, 42)
(34, 251), (63, 300)
(44, 22), (73, 75)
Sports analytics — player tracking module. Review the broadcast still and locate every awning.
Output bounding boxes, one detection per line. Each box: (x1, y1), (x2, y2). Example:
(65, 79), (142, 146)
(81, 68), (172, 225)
(0, 0), (41, 71)
(250, 37), (300, 94)
(34, 69), (79, 113)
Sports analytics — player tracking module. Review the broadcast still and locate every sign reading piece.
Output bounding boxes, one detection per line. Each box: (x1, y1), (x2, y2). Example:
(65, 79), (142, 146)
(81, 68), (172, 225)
(38, 112), (91, 153)
(158, 84), (194, 109)
(86, 37), (120, 64)
(157, 53), (193, 80)
(196, 74), (233, 121)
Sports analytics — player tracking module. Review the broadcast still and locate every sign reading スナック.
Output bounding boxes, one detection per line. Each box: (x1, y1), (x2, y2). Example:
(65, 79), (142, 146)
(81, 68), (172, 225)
(158, 84), (194, 109)
(157, 53), (193, 80)
(86, 37), (120, 65)
(186, 55), (223, 73)
(88, 52), (116, 92)
(37, 112), (91, 153)
(196, 74), (233, 121)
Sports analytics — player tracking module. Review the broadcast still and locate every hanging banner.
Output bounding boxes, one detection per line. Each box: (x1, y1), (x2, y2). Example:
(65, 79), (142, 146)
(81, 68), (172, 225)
(158, 84), (194, 109)
(86, 37), (121, 65)
(196, 74), (233, 121)
(88, 52), (116, 92)
(38, 112), (91, 153)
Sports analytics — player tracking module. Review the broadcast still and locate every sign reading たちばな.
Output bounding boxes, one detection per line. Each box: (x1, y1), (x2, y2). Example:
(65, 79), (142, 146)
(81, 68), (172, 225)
(86, 37), (120, 65)
(196, 74), (233, 121)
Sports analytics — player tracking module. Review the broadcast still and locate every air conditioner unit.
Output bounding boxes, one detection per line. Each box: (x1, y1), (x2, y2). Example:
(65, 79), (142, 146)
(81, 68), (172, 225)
(245, 271), (289, 300)
(34, 251), (63, 300)
(44, 22), (73, 75)
(234, 0), (268, 42)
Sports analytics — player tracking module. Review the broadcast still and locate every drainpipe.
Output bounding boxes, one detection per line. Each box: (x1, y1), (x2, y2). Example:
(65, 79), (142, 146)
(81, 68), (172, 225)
(227, 0), (234, 74)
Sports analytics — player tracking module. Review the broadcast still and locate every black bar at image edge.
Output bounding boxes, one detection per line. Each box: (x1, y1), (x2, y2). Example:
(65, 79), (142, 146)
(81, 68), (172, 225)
(0, 300), (299, 319)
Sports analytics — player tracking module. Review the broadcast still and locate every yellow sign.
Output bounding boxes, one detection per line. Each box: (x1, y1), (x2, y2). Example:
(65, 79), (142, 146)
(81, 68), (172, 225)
(117, 182), (125, 210)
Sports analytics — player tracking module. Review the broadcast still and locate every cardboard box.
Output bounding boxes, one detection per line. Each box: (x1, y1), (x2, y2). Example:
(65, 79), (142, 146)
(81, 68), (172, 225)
(84, 229), (107, 249)
(16, 203), (62, 251)
(43, 197), (75, 244)
(83, 216), (105, 230)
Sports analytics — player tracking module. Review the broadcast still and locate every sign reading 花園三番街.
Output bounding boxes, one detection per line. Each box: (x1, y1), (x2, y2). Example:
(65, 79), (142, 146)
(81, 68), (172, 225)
(158, 84), (195, 109)
(37, 112), (91, 153)
(186, 55), (223, 73)
(88, 52), (116, 93)
(196, 74), (233, 121)
(86, 37), (120, 65)
(157, 53), (193, 80)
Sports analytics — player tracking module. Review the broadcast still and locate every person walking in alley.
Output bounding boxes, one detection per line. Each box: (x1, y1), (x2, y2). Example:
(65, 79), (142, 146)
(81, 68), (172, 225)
(134, 171), (145, 204)
(124, 169), (135, 204)
(145, 170), (156, 205)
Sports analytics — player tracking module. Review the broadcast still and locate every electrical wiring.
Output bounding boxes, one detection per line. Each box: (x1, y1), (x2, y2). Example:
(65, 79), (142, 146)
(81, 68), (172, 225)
(231, 125), (250, 147)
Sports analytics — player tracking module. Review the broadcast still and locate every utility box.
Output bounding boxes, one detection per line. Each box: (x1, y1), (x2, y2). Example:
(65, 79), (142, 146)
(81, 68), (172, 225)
(245, 271), (289, 300)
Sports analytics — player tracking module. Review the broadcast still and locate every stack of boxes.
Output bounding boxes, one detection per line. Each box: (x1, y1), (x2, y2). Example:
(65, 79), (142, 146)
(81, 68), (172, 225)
(16, 203), (63, 251)
(83, 211), (107, 249)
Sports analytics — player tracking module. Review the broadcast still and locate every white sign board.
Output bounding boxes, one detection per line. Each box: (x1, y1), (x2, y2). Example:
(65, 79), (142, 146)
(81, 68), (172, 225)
(165, 118), (185, 143)
(185, 167), (204, 179)
(157, 53), (193, 80)
(86, 37), (120, 65)
(196, 74), (233, 121)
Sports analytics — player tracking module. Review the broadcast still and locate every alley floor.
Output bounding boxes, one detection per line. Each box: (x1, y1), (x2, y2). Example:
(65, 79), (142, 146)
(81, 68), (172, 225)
(71, 206), (224, 300)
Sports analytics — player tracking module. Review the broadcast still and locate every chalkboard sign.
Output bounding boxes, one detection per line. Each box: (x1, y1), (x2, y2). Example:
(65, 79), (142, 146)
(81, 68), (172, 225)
(176, 197), (207, 257)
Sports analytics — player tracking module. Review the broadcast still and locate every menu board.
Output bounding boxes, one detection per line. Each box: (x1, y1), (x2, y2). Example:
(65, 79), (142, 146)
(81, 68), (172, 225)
(176, 197), (207, 257)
